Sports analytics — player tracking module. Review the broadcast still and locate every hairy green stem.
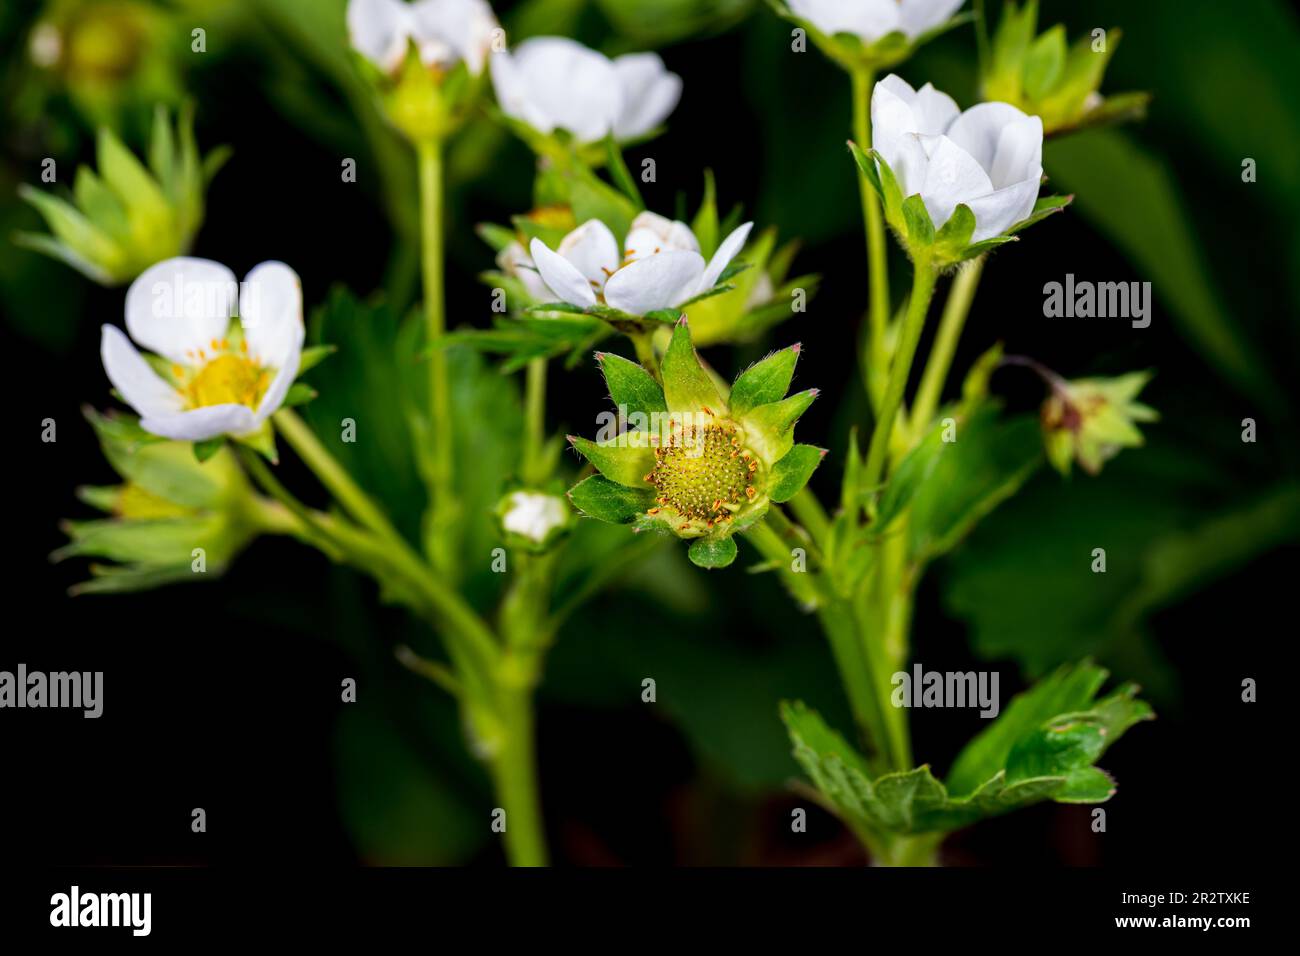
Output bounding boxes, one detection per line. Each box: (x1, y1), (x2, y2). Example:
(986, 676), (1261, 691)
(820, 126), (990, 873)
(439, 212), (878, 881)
(852, 68), (890, 407)
(417, 138), (457, 572)
(863, 258), (938, 492)
(910, 255), (985, 438)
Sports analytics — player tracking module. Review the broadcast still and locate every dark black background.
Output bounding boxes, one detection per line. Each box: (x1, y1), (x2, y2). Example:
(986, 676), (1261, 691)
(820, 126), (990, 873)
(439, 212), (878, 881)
(0, 0), (1286, 887)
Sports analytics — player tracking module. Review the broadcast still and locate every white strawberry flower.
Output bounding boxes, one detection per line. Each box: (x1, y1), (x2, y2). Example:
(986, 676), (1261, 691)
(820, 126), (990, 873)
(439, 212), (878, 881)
(491, 37), (682, 144)
(347, 0), (498, 76)
(100, 257), (305, 442)
(872, 74), (1043, 242)
(788, 0), (966, 42)
(528, 212), (753, 316)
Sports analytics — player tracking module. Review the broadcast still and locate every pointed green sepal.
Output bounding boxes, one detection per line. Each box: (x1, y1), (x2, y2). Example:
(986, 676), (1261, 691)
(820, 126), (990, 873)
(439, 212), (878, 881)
(730, 343), (801, 416)
(661, 317), (724, 412)
(902, 194), (936, 249)
(568, 435), (655, 488)
(596, 351), (667, 418)
(769, 444), (826, 503)
(688, 535), (738, 569)
(567, 474), (656, 524)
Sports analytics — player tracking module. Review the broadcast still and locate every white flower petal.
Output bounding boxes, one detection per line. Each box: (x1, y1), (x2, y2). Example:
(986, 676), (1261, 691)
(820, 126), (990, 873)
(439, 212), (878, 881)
(125, 257), (238, 366)
(254, 334), (305, 425)
(557, 220), (621, 289)
(140, 405), (257, 442)
(624, 211), (700, 263)
(946, 101), (1038, 178)
(239, 261), (304, 371)
(911, 82), (961, 135)
(611, 53), (682, 140)
(530, 237), (598, 307)
(497, 242), (550, 300)
(695, 221), (753, 298)
(495, 37), (621, 143)
(966, 178), (1042, 242)
(346, 0), (413, 73)
(918, 134), (994, 231)
(788, 0), (901, 41)
(603, 250), (704, 315)
(100, 324), (184, 419)
(490, 50), (555, 132)
(898, 0), (967, 38)
(409, 0), (498, 73)
(872, 75), (923, 191)
(988, 114), (1044, 190)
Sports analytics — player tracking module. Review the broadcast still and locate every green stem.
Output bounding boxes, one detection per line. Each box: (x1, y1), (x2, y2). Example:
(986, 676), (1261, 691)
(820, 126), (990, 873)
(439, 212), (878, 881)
(253, 421), (501, 679)
(417, 138), (456, 571)
(742, 518), (821, 609)
(909, 255), (985, 438)
(787, 487), (832, 549)
(273, 409), (399, 543)
(817, 598), (893, 775)
(523, 357), (547, 484)
(852, 67), (890, 404)
(863, 258), (938, 492)
(489, 670), (547, 866)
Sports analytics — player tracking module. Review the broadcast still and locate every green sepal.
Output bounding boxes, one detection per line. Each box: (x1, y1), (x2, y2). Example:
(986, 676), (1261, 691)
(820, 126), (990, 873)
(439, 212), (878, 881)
(193, 437), (225, 463)
(567, 473), (655, 524)
(297, 344), (337, 376)
(283, 383), (318, 407)
(902, 194), (936, 249)
(868, 149), (906, 231)
(603, 134), (645, 210)
(768, 444), (825, 503)
(688, 535), (738, 569)
(1006, 193), (1073, 235)
(932, 203), (976, 260)
(233, 420), (278, 464)
(660, 318), (723, 412)
(596, 351), (667, 418)
(729, 344), (800, 416)
(691, 169), (719, 258)
(568, 435), (654, 489)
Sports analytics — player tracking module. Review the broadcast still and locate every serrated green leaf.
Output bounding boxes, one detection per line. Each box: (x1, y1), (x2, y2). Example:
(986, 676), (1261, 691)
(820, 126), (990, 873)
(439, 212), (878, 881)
(784, 663), (1150, 839)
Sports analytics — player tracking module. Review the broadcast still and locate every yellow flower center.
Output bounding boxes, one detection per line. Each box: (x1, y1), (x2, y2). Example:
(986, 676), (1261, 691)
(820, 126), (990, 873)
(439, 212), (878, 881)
(646, 418), (760, 528)
(179, 349), (271, 410)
